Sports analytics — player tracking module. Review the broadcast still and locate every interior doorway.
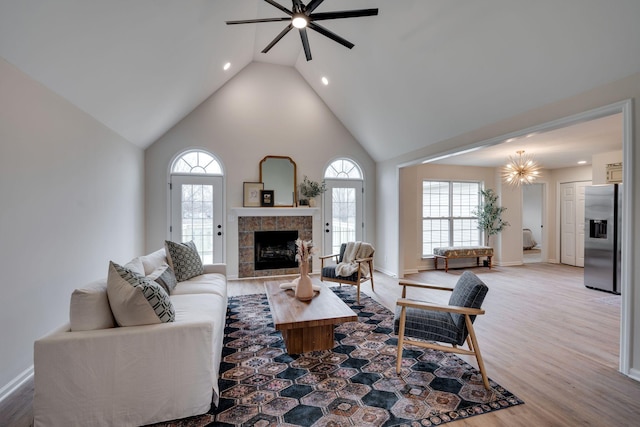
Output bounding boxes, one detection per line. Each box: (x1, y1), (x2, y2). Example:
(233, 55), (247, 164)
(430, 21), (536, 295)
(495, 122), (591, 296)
(522, 183), (544, 263)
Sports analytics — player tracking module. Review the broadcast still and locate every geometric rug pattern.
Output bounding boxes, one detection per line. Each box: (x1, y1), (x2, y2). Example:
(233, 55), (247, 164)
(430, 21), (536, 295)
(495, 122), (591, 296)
(160, 286), (523, 426)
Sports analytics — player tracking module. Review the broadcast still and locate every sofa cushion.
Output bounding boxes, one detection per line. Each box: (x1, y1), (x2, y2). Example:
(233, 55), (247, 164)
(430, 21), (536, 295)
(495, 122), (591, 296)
(124, 257), (145, 276)
(165, 240), (204, 282)
(147, 264), (178, 295)
(139, 248), (168, 276)
(172, 273), (227, 297)
(107, 262), (175, 326)
(69, 279), (115, 331)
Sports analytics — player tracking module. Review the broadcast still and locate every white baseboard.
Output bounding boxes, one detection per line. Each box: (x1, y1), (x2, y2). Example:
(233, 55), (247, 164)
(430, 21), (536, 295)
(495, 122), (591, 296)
(0, 366), (33, 404)
(403, 268), (419, 275)
(626, 368), (640, 383)
(375, 267), (397, 278)
(496, 261), (523, 267)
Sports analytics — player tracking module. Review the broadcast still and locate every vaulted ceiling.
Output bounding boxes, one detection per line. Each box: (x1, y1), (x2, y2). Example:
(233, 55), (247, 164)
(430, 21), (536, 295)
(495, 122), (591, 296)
(2, 0), (639, 162)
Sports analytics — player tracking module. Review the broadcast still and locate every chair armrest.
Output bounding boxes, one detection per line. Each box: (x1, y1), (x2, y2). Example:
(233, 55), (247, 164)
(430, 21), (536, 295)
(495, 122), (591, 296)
(319, 253), (340, 260)
(398, 279), (454, 292)
(398, 279), (453, 298)
(354, 257), (374, 263)
(396, 298), (485, 316)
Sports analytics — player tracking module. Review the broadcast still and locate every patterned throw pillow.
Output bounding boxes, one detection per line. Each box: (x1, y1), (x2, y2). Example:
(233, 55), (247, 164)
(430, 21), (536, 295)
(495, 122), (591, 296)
(147, 264), (178, 295)
(107, 262), (175, 326)
(164, 240), (204, 282)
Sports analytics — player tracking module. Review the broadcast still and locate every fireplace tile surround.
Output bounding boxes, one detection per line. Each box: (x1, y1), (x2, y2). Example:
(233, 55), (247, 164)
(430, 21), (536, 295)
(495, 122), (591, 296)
(237, 210), (314, 278)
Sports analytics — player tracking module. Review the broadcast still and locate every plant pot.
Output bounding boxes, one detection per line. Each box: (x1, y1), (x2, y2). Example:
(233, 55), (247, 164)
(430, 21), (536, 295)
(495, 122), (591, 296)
(308, 198), (317, 207)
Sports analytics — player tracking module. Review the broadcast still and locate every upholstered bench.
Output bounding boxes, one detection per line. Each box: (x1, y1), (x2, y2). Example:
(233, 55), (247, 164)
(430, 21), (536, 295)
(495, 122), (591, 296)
(433, 246), (493, 272)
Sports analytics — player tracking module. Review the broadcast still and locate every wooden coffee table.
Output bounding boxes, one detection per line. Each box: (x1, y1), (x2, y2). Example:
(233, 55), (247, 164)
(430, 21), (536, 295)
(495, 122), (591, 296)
(264, 279), (358, 354)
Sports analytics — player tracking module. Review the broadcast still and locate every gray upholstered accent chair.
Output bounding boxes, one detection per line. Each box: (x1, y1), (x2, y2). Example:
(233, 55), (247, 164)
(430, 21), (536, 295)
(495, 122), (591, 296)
(319, 242), (374, 304)
(394, 271), (490, 389)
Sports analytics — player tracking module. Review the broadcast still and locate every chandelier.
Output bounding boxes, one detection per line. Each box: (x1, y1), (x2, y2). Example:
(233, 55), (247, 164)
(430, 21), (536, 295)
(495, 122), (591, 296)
(502, 150), (540, 187)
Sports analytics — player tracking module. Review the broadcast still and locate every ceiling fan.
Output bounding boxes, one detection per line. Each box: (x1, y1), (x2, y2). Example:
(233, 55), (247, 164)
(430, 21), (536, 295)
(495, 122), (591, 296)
(226, 0), (378, 61)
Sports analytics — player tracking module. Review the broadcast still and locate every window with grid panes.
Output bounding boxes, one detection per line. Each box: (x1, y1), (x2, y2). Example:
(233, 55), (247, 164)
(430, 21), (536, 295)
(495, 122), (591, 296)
(422, 181), (481, 256)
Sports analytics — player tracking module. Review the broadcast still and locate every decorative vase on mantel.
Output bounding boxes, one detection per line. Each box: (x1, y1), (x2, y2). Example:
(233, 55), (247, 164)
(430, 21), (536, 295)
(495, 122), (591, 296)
(295, 261), (314, 301)
(308, 198), (317, 208)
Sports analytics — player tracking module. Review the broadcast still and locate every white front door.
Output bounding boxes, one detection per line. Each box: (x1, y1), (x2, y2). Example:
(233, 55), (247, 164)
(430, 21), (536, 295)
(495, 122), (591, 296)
(322, 179), (364, 255)
(170, 175), (224, 264)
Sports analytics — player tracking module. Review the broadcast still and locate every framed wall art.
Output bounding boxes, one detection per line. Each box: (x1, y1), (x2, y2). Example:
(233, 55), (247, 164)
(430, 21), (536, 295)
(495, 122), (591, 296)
(243, 182), (264, 207)
(260, 190), (274, 207)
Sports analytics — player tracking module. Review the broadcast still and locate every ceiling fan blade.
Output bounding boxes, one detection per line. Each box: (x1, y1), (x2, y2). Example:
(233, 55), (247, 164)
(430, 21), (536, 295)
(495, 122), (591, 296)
(310, 9), (379, 21)
(226, 17), (291, 25)
(263, 0), (292, 16)
(299, 28), (312, 61)
(308, 22), (354, 49)
(305, 0), (325, 14)
(262, 24), (293, 53)
(292, 0), (304, 14)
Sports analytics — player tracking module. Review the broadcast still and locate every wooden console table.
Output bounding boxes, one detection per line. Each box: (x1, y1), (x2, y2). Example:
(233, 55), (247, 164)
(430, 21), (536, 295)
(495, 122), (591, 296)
(264, 280), (357, 354)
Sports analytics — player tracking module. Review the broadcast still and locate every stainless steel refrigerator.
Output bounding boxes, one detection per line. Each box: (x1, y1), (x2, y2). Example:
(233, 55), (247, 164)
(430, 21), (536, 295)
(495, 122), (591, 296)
(584, 184), (622, 294)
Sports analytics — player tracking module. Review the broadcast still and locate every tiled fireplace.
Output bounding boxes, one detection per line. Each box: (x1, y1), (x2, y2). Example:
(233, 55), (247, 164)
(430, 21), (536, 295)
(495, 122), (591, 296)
(238, 214), (313, 278)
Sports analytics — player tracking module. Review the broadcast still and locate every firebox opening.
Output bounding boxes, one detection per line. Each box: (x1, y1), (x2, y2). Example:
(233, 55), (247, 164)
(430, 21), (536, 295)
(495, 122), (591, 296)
(254, 230), (298, 270)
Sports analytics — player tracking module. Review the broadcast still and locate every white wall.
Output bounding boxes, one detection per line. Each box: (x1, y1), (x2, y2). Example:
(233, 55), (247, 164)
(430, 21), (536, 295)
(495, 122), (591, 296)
(144, 62), (375, 276)
(0, 58), (145, 395)
(376, 71), (640, 379)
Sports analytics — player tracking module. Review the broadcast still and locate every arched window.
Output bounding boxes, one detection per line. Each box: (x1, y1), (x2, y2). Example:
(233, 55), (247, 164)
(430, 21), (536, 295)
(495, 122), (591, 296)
(171, 150), (222, 175)
(169, 150), (224, 263)
(324, 158), (362, 179)
(323, 158), (365, 254)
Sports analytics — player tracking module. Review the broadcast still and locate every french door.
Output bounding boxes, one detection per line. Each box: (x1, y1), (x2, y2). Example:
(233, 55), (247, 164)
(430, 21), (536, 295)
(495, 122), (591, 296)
(170, 175), (224, 264)
(322, 179), (364, 255)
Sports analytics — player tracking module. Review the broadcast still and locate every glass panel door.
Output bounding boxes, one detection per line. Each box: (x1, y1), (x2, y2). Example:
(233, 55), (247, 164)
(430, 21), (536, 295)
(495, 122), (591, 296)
(323, 179), (363, 255)
(170, 175), (224, 264)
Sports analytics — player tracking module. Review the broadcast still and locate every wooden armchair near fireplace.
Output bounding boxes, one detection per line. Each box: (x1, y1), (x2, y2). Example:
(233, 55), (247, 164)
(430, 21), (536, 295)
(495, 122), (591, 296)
(320, 242), (375, 303)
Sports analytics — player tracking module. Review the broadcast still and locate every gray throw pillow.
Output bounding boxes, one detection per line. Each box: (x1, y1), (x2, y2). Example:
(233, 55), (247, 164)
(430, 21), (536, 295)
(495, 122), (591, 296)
(164, 240), (204, 282)
(147, 264), (178, 295)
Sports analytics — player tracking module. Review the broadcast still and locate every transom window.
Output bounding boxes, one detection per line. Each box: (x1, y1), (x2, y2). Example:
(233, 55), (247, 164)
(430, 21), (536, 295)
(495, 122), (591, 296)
(172, 150), (222, 175)
(324, 158), (362, 179)
(422, 181), (481, 256)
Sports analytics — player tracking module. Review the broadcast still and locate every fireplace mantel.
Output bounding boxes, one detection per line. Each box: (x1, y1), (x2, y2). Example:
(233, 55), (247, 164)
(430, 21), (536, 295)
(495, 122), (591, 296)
(232, 207), (319, 217)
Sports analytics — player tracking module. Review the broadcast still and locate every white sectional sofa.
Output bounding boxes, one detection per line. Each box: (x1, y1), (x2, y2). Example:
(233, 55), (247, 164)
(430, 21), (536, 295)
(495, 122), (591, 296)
(33, 246), (228, 427)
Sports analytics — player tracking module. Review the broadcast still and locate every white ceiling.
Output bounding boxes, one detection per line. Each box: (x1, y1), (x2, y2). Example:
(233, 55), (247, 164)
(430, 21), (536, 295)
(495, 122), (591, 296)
(1, 0), (639, 162)
(430, 113), (623, 170)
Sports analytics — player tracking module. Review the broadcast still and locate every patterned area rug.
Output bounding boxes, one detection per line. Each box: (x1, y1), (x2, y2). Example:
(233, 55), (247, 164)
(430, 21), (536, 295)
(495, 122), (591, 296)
(158, 287), (523, 426)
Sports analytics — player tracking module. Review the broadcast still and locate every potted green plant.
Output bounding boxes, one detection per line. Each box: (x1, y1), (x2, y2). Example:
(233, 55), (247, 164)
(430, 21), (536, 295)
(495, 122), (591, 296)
(299, 175), (326, 207)
(472, 188), (510, 247)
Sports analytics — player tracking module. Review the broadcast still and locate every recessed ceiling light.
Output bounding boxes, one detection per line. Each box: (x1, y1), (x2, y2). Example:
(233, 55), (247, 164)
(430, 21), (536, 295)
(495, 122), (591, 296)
(321, 77), (329, 85)
(578, 160), (587, 165)
(223, 62), (231, 71)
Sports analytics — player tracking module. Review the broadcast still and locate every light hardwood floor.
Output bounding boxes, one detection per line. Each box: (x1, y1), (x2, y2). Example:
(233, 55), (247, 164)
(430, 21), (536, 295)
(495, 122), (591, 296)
(3, 263), (640, 426)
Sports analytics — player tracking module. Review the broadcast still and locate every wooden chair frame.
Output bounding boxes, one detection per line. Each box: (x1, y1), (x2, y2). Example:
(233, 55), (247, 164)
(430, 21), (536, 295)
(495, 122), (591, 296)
(319, 252), (374, 304)
(395, 279), (490, 389)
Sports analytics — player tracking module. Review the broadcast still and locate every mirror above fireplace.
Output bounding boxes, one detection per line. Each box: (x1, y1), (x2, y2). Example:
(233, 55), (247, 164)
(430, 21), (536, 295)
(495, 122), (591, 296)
(259, 156), (297, 207)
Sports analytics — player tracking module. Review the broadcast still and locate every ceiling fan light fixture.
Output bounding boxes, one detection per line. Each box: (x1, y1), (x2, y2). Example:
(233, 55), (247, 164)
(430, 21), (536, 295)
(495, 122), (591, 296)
(502, 150), (540, 187)
(292, 14), (308, 29)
